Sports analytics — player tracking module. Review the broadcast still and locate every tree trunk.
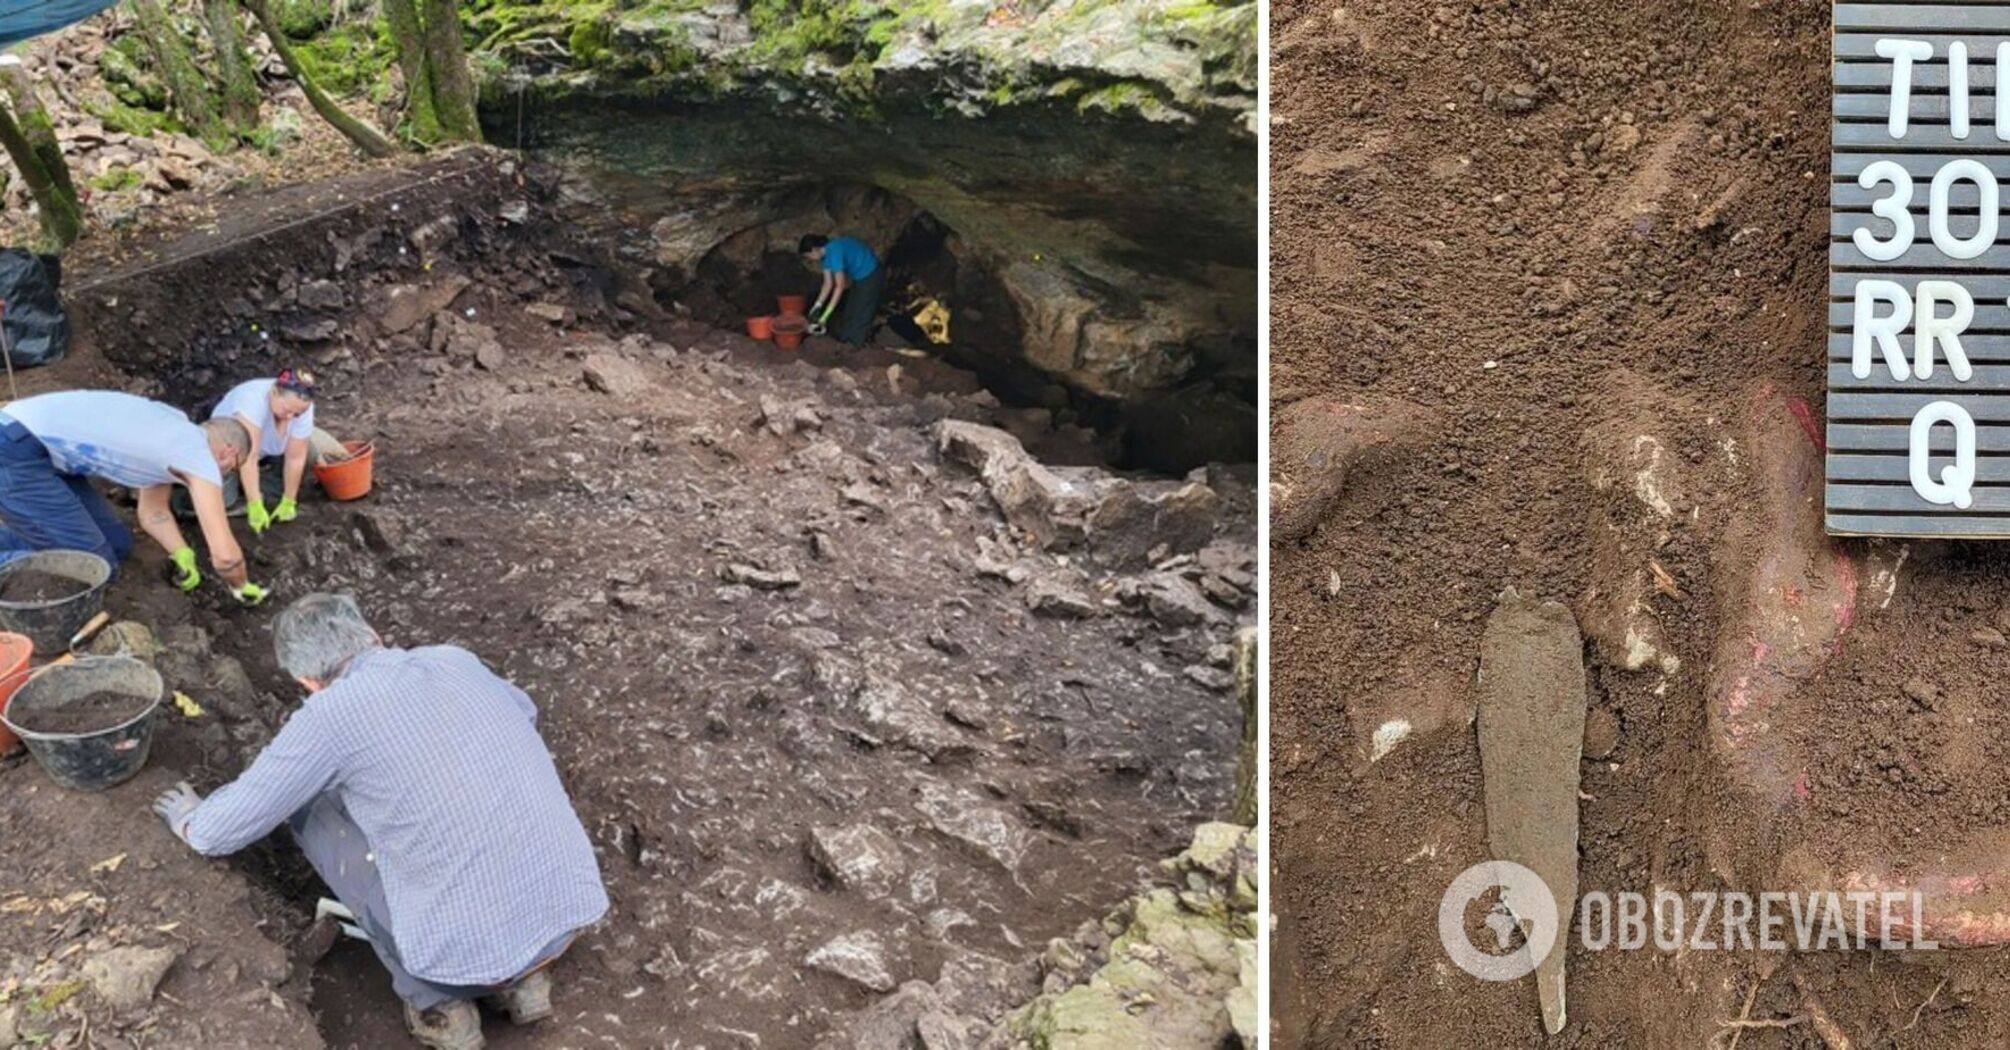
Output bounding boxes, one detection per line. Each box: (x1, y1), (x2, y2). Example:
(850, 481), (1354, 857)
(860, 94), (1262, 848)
(0, 98), (80, 249)
(244, 0), (396, 157)
(381, 0), (440, 143)
(0, 62), (76, 204)
(128, 0), (230, 144)
(1231, 626), (1257, 827)
(418, 0), (481, 142)
(203, 0), (263, 129)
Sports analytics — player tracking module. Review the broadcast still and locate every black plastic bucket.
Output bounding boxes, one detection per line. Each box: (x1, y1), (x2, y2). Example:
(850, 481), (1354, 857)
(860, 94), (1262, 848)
(0, 550), (111, 655)
(1, 656), (161, 791)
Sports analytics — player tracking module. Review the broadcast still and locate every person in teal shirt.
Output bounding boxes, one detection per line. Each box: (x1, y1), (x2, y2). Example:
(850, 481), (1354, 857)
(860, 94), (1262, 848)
(799, 233), (885, 346)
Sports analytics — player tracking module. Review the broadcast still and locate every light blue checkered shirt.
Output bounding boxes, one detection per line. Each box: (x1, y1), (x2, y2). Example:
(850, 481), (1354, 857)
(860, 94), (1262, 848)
(185, 646), (609, 985)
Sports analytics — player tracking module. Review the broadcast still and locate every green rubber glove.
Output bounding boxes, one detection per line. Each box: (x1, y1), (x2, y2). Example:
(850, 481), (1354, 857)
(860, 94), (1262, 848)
(273, 497), (298, 524)
(170, 547), (201, 592)
(232, 581), (270, 607)
(246, 498), (271, 535)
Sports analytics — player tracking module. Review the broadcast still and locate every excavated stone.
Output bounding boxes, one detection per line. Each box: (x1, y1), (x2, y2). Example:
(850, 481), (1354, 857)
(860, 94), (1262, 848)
(583, 353), (656, 397)
(916, 782), (1029, 874)
(376, 276), (471, 334)
(806, 931), (896, 993)
(1026, 578), (1102, 619)
(81, 945), (180, 1011)
(809, 824), (907, 898)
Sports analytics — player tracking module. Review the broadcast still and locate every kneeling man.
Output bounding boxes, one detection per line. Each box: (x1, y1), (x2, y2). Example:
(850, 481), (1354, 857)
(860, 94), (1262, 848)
(152, 594), (608, 1050)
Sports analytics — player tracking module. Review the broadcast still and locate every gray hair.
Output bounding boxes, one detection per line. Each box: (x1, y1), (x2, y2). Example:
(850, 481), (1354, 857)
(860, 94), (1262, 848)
(202, 416), (252, 460)
(273, 593), (380, 681)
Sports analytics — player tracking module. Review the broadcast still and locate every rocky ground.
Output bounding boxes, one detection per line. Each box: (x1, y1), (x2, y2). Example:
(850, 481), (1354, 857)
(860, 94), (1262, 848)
(0, 153), (1255, 1047)
(1271, 0), (2010, 1047)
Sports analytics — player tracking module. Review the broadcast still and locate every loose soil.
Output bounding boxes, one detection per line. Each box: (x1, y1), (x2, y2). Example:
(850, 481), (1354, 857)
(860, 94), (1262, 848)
(8, 690), (153, 735)
(1271, 0), (2010, 1046)
(0, 570), (91, 604)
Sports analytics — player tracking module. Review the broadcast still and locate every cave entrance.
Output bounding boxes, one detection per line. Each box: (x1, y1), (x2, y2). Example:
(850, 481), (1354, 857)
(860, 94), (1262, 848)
(651, 180), (1253, 475)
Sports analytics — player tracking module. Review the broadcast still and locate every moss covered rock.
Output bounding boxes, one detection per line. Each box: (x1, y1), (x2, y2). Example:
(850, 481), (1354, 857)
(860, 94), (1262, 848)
(465, 0), (1254, 127)
(984, 823), (1256, 1049)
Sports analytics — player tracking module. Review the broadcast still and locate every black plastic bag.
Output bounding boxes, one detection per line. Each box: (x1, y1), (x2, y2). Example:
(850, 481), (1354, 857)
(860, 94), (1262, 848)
(0, 249), (69, 369)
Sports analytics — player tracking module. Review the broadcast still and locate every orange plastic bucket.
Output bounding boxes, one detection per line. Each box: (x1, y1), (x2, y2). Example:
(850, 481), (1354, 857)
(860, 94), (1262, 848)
(0, 632), (33, 754)
(777, 294), (808, 316)
(772, 314), (808, 351)
(746, 316), (774, 341)
(314, 441), (375, 501)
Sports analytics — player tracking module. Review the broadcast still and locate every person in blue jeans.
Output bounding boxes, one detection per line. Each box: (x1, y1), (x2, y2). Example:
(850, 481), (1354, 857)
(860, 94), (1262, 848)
(800, 233), (886, 346)
(0, 390), (269, 604)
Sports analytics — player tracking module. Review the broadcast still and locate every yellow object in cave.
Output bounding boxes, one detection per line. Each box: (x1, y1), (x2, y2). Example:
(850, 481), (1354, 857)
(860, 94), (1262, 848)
(914, 298), (952, 345)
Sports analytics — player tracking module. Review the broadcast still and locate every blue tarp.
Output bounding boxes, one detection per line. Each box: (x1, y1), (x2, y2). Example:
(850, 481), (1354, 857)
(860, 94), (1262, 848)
(0, 0), (122, 49)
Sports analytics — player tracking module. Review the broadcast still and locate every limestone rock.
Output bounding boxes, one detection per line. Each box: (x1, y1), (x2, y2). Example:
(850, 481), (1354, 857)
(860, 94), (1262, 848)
(376, 276), (471, 334)
(88, 621), (161, 662)
(446, 313), (502, 364)
(1027, 578), (1101, 619)
(297, 279), (345, 310)
(916, 782), (1029, 873)
(721, 562), (801, 590)
(1086, 480), (1220, 568)
(936, 421), (1105, 548)
(1139, 573), (1222, 628)
(82, 945), (179, 1011)
(806, 931), (896, 993)
(808, 824), (906, 898)
(582, 353), (656, 396)
(849, 673), (971, 760)
(983, 823), (1257, 1050)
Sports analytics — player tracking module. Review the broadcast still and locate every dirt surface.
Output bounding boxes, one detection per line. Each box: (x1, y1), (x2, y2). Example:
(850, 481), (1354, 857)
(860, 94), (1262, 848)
(0, 570), (90, 604)
(1270, 0), (2010, 1046)
(8, 690), (154, 735)
(0, 156), (1254, 1048)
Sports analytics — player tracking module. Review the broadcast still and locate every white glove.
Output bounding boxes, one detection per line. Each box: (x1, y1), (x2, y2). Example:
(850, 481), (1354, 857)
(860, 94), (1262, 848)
(152, 781), (204, 844)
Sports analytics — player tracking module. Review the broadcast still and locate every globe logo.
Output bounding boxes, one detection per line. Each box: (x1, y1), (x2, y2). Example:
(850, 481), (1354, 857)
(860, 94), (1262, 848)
(1437, 860), (1558, 981)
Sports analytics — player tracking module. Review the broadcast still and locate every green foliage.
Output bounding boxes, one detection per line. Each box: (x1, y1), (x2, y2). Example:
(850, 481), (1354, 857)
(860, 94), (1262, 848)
(244, 123), (287, 154)
(743, 0), (870, 67)
(1161, 0), (1218, 22)
(294, 20), (398, 97)
(85, 97), (183, 137)
(275, 0), (335, 38)
(99, 39), (167, 109)
(835, 54), (874, 100)
(89, 166), (143, 191)
(568, 17), (611, 65)
(468, 1), (611, 54)
(1075, 79), (1161, 115)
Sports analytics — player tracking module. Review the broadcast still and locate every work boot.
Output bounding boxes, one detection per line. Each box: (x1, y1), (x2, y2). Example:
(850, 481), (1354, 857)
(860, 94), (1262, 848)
(403, 999), (484, 1050)
(483, 968), (553, 1025)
